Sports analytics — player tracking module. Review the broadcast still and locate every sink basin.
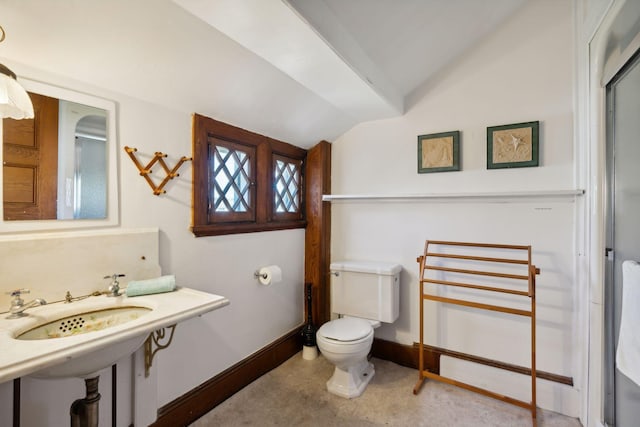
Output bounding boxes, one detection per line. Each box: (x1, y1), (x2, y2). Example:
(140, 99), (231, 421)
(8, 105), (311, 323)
(18, 307), (152, 340)
(0, 288), (229, 381)
(10, 304), (154, 379)
(22, 330), (151, 379)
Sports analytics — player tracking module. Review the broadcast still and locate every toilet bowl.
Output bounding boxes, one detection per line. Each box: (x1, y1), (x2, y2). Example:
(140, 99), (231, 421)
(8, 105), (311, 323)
(316, 317), (378, 398)
(319, 260), (401, 398)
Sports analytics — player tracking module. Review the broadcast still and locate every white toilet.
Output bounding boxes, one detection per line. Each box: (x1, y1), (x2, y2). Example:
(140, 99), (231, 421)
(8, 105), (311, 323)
(316, 260), (401, 398)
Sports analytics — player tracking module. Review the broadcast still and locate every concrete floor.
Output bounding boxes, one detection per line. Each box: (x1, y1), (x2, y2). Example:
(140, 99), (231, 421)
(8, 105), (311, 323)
(191, 352), (582, 427)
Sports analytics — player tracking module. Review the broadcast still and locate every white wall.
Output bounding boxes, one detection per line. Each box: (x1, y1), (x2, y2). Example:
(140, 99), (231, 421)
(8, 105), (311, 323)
(331, 0), (580, 416)
(0, 0), (614, 424)
(0, 0), (352, 148)
(0, 70), (306, 427)
(0, 1), (306, 426)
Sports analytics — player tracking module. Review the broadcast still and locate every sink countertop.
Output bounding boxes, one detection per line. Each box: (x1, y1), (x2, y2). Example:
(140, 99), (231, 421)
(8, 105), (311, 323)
(0, 287), (229, 383)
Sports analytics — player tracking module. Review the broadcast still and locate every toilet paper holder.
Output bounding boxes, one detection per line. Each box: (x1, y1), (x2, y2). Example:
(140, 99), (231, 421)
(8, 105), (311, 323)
(253, 265), (282, 285)
(254, 270), (268, 280)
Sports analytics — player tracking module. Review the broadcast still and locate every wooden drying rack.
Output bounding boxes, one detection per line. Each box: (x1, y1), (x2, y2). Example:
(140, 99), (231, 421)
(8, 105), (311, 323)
(124, 146), (191, 195)
(413, 240), (539, 424)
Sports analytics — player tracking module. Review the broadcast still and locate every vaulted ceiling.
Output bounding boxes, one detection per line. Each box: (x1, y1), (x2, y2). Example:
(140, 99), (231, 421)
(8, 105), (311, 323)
(174, 0), (528, 129)
(1, 0), (527, 148)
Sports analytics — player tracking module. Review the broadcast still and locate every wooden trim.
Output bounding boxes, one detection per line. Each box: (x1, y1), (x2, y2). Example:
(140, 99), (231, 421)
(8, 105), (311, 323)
(207, 137), (257, 224)
(191, 113), (307, 237)
(371, 337), (423, 370)
(192, 220), (306, 237)
(304, 140), (331, 326)
(256, 138), (271, 223)
(370, 338), (573, 387)
(269, 137), (306, 159)
(147, 332), (572, 426)
(151, 326), (303, 427)
(272, 153), (305, 222)
(3, 92), (59, 220)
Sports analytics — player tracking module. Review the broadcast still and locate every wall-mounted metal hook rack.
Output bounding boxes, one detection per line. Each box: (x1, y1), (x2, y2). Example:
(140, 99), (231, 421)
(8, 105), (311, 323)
(124, 146), (192, 195)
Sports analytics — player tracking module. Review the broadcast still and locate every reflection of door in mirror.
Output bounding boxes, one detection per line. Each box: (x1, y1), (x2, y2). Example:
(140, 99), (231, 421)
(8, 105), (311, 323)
(0, 78), (117, 231)
(3, 92), (108, 221)
(3, 92), (58, 220)
(73, 114), (106, 219)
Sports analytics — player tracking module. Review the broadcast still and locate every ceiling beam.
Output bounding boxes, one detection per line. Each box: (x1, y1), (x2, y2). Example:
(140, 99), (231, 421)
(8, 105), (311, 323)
(173, 0), (404, 122)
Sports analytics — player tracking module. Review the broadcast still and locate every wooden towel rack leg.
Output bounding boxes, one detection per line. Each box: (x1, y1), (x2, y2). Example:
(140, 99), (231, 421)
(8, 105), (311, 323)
(413, 240), (539, 425)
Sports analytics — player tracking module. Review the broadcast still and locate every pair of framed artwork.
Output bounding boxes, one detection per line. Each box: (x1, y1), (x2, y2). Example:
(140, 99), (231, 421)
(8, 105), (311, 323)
(417, 121), (539, 173)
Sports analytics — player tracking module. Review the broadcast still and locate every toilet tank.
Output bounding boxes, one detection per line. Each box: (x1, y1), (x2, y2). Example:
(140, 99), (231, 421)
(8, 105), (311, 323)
(330, 261), (401, 323)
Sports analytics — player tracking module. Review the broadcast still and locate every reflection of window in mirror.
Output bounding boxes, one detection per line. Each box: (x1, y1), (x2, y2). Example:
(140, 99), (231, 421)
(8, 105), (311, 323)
(2, 92), (107, 221)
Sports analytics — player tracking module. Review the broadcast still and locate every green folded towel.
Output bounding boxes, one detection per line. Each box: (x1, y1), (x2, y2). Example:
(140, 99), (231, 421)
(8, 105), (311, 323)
(126, 275), (176, 297)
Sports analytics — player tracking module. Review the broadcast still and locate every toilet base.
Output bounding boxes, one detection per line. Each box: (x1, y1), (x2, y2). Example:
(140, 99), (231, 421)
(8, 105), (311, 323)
(326, 359), (375, 398)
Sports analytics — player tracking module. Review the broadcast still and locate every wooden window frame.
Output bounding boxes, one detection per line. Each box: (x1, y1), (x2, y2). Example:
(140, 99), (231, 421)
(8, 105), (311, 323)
(208, 137), (256, 224)
(192, 114), (306, 237)
(272, 153), (304, 222)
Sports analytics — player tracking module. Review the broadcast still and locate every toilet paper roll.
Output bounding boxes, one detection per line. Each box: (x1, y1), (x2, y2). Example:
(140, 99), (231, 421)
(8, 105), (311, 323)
(258, 265), (282, 285)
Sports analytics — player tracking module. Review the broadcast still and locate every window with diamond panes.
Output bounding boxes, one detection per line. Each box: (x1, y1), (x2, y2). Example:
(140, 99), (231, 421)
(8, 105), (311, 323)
(273, 155), (302, 219)
(192, 114), (307, 237)
(209, 140), (255, 223)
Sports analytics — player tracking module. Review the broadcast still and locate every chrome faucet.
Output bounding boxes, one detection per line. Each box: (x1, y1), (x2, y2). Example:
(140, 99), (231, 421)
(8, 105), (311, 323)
(5, 289), (47, 319)
(104, 274), (125, 297)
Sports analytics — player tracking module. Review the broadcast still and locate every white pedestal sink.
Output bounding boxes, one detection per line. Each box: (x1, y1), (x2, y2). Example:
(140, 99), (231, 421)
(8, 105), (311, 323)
(0, 287), (229, 381)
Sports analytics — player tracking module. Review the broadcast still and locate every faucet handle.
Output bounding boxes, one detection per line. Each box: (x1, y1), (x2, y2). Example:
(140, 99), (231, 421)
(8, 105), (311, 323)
(5, 289), (29, 297)
(104, 274), (125, 297)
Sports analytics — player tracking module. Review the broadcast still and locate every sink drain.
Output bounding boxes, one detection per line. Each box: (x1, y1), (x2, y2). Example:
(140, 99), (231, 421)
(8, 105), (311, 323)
(59, 317), (86, 333)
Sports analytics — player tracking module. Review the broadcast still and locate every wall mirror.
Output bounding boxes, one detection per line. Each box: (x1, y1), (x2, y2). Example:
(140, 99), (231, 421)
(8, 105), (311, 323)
(0, 78), (119, 233)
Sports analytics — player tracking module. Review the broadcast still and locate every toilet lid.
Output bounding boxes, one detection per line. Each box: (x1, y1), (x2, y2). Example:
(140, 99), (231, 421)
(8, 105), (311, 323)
(318, 317), (372, 342)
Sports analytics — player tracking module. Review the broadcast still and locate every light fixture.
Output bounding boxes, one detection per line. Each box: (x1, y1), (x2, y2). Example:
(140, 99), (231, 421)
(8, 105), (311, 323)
(0, 25), (34, 119)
